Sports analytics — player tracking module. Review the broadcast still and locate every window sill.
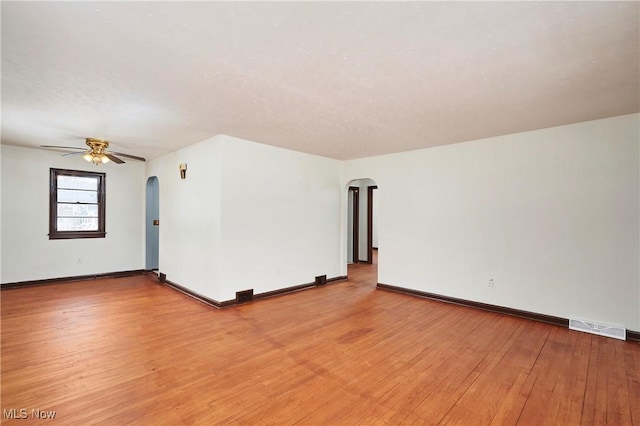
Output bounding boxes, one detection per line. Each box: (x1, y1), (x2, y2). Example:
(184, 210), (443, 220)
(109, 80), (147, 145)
(49, 232), (106, 240)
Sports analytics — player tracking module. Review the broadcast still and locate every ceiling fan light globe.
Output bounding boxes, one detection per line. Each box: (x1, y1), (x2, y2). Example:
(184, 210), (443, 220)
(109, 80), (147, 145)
(101, 155), (110, 164)
(83, 153), (93, 162)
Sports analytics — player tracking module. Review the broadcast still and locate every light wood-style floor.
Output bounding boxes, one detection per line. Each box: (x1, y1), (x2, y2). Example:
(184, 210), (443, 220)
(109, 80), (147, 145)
(2, 258), (639, 425)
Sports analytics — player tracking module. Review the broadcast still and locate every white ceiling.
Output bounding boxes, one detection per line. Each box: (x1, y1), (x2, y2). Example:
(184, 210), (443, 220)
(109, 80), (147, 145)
(2, 1), (638, 161)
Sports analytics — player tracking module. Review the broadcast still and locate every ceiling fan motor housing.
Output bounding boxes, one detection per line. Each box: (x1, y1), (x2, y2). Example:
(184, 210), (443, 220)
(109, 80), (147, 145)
(85, 139), (111, 164)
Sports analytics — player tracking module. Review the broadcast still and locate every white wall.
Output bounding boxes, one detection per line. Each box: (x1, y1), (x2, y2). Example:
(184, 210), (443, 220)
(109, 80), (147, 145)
(145, 137), (222, 301)
(344, 114), (640, 331)
(147, 134), (342, 303)
(1, 145), (145, 283)
(218, 135), (342, 301)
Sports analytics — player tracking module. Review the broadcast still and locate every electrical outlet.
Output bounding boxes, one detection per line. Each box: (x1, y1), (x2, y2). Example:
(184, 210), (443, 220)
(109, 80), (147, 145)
(488, 278), (494, 287)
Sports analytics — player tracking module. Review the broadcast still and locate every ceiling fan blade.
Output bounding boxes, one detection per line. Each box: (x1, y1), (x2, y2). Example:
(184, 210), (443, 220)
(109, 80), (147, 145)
(40, 145), (85, 151)
(62, 152), (86, 158)
(105, 153), (125, 164)
(110, 151), (146, 162)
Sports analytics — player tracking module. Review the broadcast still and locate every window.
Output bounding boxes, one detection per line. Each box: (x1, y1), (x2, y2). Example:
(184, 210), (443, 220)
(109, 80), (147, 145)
(49, 168), (106, 239)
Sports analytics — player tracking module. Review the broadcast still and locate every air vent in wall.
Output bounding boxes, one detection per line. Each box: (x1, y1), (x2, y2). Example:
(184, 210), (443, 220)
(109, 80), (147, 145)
(236, 289), (254, 304)
(315, 275), (327, 286)
(569, 318), (626, 340)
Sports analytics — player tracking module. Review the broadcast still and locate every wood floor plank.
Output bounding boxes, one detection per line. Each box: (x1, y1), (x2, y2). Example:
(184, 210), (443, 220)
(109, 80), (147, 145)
(606, 338), (634, 425)
(2, 260), (639, 425)
(441, 321), (550, 425)
(516, 327), (584, 425)
(625, 341), (640, 425)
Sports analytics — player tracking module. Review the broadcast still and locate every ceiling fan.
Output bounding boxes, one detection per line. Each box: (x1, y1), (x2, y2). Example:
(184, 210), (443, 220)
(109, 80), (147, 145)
(40, 138), (146, 165)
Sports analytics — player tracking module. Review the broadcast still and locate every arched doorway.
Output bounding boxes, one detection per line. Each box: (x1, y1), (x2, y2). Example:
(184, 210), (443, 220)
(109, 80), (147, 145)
(145, 176), (159, 271)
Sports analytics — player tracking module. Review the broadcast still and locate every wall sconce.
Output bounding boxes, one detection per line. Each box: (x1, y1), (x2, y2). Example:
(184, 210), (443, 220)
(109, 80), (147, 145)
(179, 163), (187, 179)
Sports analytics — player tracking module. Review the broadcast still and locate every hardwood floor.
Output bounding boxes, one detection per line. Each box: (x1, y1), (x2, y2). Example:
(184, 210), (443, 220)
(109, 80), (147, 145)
(1, 258), (639, 425)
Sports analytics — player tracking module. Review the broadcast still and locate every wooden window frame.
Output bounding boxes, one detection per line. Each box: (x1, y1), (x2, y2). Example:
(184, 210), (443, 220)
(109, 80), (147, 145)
(49, 168), (106, 240)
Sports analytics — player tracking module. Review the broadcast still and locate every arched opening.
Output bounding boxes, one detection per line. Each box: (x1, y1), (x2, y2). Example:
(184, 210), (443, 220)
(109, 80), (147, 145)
(346, 178), (378, 284)
(145, 176), (160, 271)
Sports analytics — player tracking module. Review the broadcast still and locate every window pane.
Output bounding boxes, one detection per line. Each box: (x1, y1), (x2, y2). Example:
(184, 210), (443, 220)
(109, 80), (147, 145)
(50, 169), (105, 239)
(57, 176), (98, 191)
(57, 217), (99, 231)
(58, 189), (98, 203)
(57, 203), (99, 218)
